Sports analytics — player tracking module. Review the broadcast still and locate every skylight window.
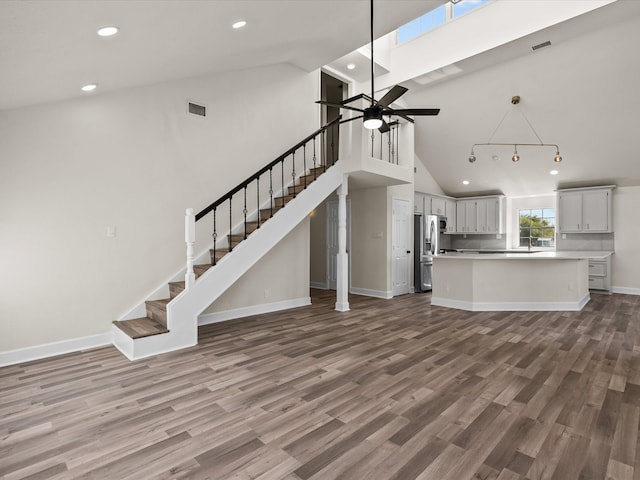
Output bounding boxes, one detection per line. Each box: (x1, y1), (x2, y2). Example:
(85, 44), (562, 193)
(397, 0), (491, 44)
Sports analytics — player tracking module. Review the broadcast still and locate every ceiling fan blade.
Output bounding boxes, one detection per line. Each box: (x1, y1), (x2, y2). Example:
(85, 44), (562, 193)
(316, 100), (364, 113)
(376, 85), (408, 108)
(378, 120), (390, 134)
(342, 93), (375, 106)
(339, 115), (364, 125)
(384, 108), (441, 116)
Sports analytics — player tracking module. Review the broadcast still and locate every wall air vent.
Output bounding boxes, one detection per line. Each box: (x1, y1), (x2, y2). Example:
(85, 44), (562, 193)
(532, 41), (552, 51)
(187, 102), (206, 117)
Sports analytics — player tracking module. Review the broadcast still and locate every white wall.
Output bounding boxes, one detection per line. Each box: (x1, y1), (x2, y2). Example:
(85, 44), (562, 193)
(612, 186), (640, 293)
(0, 63), (319, 352)
(202, 219), (310, 315)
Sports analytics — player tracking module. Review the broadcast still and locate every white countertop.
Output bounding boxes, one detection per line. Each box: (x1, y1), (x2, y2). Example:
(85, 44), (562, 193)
(433, 250), (613, 260)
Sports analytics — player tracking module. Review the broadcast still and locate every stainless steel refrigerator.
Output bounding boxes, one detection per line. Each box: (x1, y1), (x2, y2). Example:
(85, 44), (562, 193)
(414, 214), (448, 293)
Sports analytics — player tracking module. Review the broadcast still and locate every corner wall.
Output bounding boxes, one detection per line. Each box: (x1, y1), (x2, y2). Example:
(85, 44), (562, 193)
(0, 63), (319, 353)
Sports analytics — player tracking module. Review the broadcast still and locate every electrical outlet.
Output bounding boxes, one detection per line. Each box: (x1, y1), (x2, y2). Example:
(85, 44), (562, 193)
(264, 289), (270, 299)
(562, 233), (567, 239)
(106, 226), (116, 238)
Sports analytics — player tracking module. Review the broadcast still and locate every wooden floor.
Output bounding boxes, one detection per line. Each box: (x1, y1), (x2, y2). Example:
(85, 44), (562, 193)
(2, 290), (640, 480)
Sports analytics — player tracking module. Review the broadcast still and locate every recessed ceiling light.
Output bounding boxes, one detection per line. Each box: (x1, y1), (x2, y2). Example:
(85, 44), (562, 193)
(462, 180), (470, 185)
(232, 20), (247, 29)
(81, 84), (97, 92)
(550, 170), (559, 175)
(97, 26), (119, 37)
(347, 63), (356, 70)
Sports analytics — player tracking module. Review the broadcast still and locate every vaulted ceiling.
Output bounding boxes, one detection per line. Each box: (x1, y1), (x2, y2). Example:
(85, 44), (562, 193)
(3, 0), (639, 197)
(0, 0), (442, 111)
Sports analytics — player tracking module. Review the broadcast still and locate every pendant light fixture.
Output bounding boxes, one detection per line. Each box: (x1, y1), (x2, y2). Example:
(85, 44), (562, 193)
(468, 96), (563, 164)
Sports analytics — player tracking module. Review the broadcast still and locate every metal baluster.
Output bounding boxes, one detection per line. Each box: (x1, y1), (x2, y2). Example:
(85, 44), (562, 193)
(371, 129), (375, 157)
(388, 128), (392, 163)
(212, 208), (217, 265)
(243, 186), (248, 239)
(281, 160), (285, 208)
(256, 174), (260, 229)
(330, 128), (335, 167)
(229, 197), (233, 251)
(269, 168), (273, 218)
(291, 151), (296, 198)
(303, 144), (307, 189)
(394, 124), (398, 164)
(313, 136), (318, 179)
(320, 130), (327, 171)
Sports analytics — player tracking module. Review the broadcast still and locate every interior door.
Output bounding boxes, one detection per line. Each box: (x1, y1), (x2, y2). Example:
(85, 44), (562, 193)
(392, 198), (411, 296)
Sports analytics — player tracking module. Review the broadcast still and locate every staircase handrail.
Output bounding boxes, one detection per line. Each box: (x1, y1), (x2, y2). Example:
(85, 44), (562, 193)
(195, 116), (342, 222)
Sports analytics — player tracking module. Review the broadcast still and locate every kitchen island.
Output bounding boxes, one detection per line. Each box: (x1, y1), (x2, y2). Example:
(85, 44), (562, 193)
(431, 251), (613, 311)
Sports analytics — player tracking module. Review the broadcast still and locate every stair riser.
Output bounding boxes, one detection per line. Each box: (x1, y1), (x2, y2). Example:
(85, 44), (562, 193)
(145, 304), (167, 326)
(169, 284), (184, 299)
(288, 184), (306, 195)
(210, 249), (229, 263)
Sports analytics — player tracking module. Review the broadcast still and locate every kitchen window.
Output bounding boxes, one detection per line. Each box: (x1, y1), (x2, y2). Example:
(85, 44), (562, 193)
(519, 208), (555, 248)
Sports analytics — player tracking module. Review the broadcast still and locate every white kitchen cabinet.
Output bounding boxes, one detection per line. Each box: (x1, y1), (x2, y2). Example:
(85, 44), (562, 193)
(455, 196), (504, 234)
(588, 256), (612, 293)
(456, 200), (478, 233)
(445, 199), (457, 233)
(558, 186), (614, 233)
(582, 190), (610, 231)
(485, 197), (504, 234)
(431, 196), (446, 216)
(414, 192), (425, 215)
(476, 199), (488, 233)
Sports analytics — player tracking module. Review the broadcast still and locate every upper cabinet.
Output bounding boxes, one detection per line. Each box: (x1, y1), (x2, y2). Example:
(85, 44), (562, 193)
(455, 196), (505, 234)
(557, 186), (614, 233)
(414, 191), (504, 235)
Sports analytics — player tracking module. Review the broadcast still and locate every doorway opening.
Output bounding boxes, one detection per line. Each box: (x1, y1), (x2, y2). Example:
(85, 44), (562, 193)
(320, 72), (347, 166)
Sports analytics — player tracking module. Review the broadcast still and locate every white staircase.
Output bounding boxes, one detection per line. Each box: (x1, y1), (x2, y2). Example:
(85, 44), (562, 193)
(112, 162), (343, 360)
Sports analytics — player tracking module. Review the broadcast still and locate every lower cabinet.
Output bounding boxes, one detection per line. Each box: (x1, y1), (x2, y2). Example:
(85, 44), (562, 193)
(588, 256), (612, 294)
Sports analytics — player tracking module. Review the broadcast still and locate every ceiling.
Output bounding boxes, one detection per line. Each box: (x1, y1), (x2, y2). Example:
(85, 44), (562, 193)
(3, 0), (639, 198)
(403, 0), (640, 196)
(0, 0), (442, 111)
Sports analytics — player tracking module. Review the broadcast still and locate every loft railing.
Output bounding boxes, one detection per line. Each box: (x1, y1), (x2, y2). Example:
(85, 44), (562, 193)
(369, 120), (400, 164)
(183, 116), (341, 288)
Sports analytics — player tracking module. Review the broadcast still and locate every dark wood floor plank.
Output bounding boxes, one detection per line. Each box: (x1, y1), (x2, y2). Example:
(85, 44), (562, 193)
(1, 290), (639, 479)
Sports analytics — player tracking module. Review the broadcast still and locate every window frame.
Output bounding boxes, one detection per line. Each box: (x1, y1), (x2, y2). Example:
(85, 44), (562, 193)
(518, 207), (556, 250)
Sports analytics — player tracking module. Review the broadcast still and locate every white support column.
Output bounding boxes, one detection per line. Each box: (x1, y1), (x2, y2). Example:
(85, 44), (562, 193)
(185, 208), (196, 289)
(335, 176), (350, 312)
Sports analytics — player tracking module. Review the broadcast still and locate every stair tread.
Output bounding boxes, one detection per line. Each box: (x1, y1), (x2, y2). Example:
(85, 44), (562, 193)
(113, 318), (169, 339)
(146, 298), (170, 308)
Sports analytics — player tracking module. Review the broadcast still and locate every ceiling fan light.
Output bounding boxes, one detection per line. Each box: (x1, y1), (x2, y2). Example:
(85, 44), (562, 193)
(363, 108), (383, 130)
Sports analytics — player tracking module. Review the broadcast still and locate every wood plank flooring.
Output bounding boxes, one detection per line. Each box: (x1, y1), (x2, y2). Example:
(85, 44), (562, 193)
(2, 290), (640, 479)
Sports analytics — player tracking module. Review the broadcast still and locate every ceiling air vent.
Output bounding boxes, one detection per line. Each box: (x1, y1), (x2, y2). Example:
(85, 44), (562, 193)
(532, 41), (552, 51)
(187, 102), (206, 117)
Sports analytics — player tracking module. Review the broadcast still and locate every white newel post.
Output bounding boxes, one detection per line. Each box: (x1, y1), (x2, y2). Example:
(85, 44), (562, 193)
(185, 208), (196, 289)
(335, 176), (350, 312)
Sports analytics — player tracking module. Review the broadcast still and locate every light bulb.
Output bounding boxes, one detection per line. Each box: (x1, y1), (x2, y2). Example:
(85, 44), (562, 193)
(363, 118), (383, 129)
(554, 152), (562, 162)
(468, 153), (476, 163)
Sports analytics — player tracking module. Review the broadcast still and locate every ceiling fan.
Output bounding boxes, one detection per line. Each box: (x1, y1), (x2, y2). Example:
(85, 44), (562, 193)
(316, 0), (440, 133)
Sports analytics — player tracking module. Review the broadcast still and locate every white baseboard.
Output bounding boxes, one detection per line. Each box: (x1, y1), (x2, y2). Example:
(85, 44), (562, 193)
(612, 286), (640, 296)
(310, 282), (329, 290)
(431, 293), (590, 312)
(198, 297), (311, 326)
(350, 287), (393, 299)
(0, 332), (113, 367)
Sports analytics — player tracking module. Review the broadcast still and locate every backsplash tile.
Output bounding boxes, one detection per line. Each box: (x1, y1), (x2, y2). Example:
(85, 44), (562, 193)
(555, 233), (614, 251)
